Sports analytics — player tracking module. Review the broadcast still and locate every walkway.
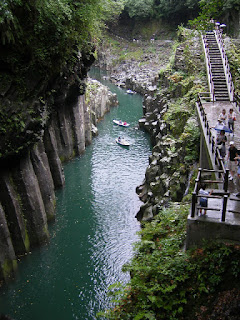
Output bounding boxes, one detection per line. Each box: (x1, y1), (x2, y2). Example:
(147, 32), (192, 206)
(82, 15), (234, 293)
(186, 26), (240, 248)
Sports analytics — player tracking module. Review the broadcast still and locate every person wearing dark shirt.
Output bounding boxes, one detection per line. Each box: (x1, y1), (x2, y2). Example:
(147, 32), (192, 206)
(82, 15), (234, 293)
(227, 141), (238, 180)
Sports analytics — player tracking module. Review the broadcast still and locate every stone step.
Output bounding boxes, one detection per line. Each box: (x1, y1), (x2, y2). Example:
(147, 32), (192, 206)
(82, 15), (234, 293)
(215, 93), (229, 96)
(211, 64), (224, 67)
(211, 70), (225, 73)
(214, 89), (228, 93)
(213, 81), (226, 84)
(210, 60), (222, 64)
(212, 77), (227, 81)
(214, 83), (228, 86)
(214, 92), (229, 96)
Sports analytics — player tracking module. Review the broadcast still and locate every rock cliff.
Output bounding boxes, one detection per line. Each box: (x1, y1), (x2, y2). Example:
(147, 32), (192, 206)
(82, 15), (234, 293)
(0, 68), (118, 284)
(95, 29), (206, 221)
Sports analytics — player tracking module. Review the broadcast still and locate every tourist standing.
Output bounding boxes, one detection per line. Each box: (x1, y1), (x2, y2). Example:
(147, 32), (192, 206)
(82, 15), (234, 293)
(234, 155), (240, 197)
(216, 130), (227, 158)
(199, 184), (213, 215)
(219, 109), (227, 125)
(228, 108), (236, 132)
(227, 141), (238, 180)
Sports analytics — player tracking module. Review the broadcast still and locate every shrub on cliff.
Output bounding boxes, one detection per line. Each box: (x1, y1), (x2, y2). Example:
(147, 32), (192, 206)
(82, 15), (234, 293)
(100, 204), (240, 319)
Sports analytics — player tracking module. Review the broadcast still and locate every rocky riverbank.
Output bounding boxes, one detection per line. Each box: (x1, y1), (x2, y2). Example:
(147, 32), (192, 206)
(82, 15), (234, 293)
(96, 28), (208, 221)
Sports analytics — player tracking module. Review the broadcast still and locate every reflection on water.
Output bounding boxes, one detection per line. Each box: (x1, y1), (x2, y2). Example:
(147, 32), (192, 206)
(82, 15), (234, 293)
(0, 69), (152, 319)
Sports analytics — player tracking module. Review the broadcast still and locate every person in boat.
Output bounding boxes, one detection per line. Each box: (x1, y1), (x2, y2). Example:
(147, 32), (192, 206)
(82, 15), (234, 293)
(119, 120), (122, 124)
(123, 121), (127, 125)
(118, 137), (121, 142)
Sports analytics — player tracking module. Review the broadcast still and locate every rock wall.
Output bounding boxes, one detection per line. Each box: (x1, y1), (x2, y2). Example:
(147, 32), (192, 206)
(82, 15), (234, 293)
(96, 30), (205, 222)
(0, 79), (118, 284)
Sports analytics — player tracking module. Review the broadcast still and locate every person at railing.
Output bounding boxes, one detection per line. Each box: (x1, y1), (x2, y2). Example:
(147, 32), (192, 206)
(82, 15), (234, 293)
(228, 108), (236, 132)
(216, 129), (227, 158)
(227, 141), (238, 181)
(199, 184), (213, 215)
(219, 108), (227, 125)
(234, 155), (240, 197)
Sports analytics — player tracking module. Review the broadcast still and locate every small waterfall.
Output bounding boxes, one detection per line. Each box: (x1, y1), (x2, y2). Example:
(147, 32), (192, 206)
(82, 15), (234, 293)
(183, 163), (198, 197)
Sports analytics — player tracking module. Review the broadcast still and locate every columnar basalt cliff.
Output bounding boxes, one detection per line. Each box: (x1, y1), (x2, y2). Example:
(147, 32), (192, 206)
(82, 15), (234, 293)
(0, 66), (118, 284)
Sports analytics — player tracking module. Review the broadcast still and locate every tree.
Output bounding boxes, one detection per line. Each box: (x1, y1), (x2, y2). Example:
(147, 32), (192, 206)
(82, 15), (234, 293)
(188, 0), (240, 31)
(122, 0), (200, 23)
(0, 0), (123, 82)
(124, 0), (155, 19)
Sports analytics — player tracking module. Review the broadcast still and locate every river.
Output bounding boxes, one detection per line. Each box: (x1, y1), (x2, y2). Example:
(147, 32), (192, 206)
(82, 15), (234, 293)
(0, 68), (152, 320)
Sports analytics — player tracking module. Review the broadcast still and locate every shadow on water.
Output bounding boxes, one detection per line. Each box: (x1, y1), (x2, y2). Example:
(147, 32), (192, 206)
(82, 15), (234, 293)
(0, 67), (152, 320)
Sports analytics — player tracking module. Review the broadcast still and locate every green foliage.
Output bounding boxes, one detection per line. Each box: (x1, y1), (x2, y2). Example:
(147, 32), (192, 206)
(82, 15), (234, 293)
(123, 0), (200, 22)
(226, 41), (240, 92)
(180, 118), (200, 163)
(164, 100), (192, 137)
(0, 0), (123, 160)
(0, 0), (122, 84)
(102, 204), (240, 319)
(188, 0), (240, 31)
(124, 0), (154, 19)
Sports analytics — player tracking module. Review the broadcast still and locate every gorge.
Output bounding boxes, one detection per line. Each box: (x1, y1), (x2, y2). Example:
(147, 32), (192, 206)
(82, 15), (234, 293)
(1, 1), (240, 319)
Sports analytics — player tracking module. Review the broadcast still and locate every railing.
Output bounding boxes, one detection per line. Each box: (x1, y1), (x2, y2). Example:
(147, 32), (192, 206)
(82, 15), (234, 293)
(197, 95), (227, 174)
(197, 94), (215, 153)
(198, 92), (213, 104)
(192, 97), (231, 221)
(234, 91), (240, 111)
(191, 168), (229, 221)
(215, 28), (235, 101)
(202, 35), (215, 102)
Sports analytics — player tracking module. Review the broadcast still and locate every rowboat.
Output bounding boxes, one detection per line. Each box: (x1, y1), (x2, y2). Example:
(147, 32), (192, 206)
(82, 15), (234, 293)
(126, 89), (135, 94)
(113, 119), (130, 127)
(115, 137), (130, 146)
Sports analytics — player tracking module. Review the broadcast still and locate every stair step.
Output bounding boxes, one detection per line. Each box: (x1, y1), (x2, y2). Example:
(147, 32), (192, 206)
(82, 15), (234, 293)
(211, 70), (224, 72)
(212, 78), (226, 81)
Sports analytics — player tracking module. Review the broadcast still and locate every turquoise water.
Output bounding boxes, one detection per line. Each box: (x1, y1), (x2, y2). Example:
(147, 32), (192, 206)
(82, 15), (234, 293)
(0, 69), (152, 320)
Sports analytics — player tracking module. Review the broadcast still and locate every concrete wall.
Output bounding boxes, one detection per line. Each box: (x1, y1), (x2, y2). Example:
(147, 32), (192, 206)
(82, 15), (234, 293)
(186, 214), (240, 249)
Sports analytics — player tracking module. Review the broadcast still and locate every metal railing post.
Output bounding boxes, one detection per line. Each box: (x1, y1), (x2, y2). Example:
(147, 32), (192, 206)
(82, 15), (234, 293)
(224, 169), (229, 192)
(221, 195), (228, 222)
(191, 192), (196, 217)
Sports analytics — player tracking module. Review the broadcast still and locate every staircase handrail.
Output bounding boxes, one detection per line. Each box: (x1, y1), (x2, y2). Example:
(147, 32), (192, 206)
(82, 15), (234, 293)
(202, 34), (215, 102)
(192, 98), (230, 219)
(234, 91), (240, 110)
(214, 29), (235, 101)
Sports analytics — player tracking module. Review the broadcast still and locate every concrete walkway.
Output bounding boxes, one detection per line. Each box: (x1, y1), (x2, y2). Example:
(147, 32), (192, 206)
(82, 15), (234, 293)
(186, 100), (240, 248)
(200, 101), (240, 216)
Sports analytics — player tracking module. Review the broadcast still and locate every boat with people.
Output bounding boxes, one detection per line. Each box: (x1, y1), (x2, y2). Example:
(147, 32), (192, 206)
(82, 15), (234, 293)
(113, 119), (130, 127)
(126, 89), (135, 94)
(115, 137), (130, 147)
